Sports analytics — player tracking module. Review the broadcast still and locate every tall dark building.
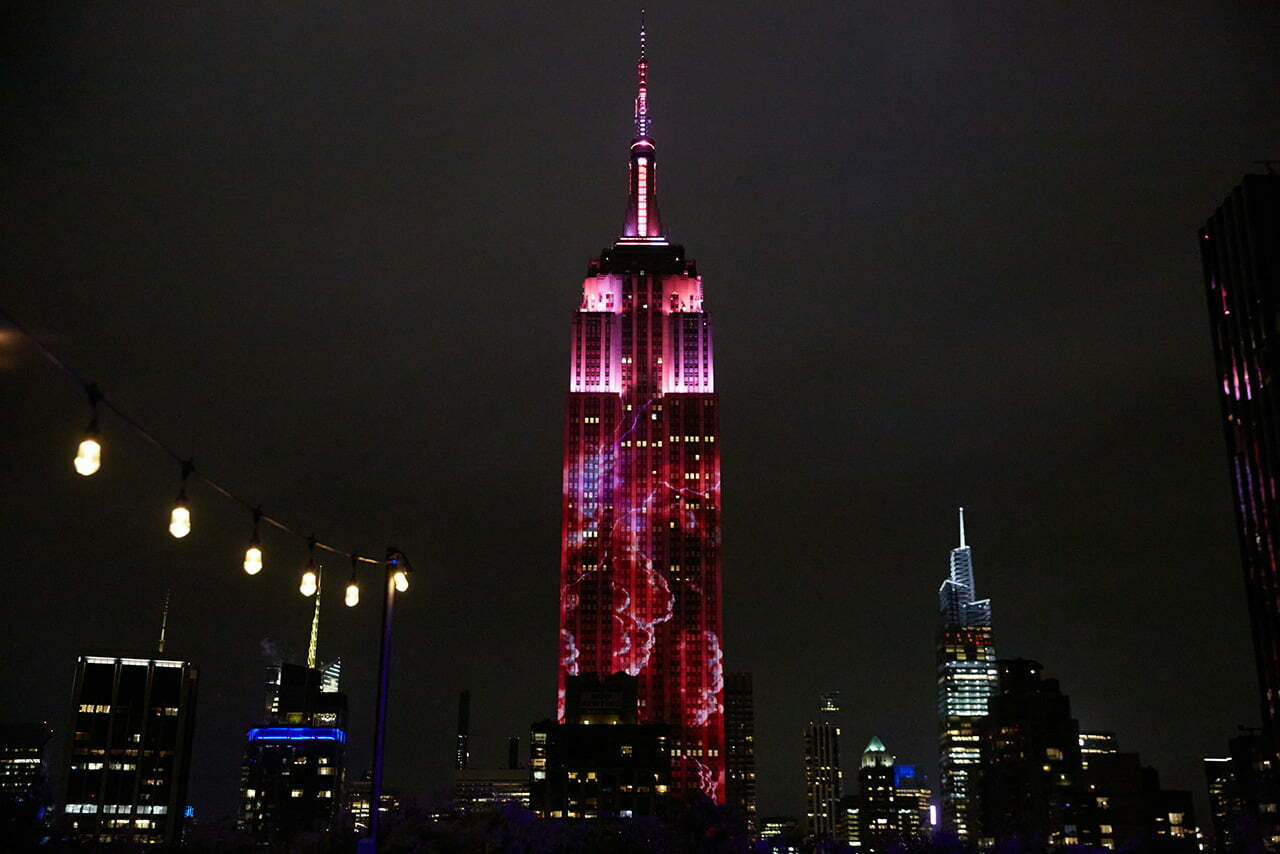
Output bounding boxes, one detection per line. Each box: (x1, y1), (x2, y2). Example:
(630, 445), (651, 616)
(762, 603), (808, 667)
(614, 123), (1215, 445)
(1204, 730), (1280, 852)
(59, 654), (198, 846)
(803, 693), (843, 843)
(1200, 172), (1280, 746)
(456, 690), (471, 771)
(1083, 751), (1198, 852)
(554, 16), (726, 801)
(975, 659), (1084, 847)
(724, 672), (758, 832)
(531, 674), (673, 820)
(976, 660), (1198, 850)
(238, 662), (348, 842)
(937, 508), (996, 840)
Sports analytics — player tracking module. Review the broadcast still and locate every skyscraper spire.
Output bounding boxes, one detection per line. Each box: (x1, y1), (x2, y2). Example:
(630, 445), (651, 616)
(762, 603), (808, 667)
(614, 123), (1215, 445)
(307, 573), (321, 669)
(157, 587), (170, 653)
(959, 506), (967, 549)
(634, 9), (649, 140)
(620, 8), (664, 243)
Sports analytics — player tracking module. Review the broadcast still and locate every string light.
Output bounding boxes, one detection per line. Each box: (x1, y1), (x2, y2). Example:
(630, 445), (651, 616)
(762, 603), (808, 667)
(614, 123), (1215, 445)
(1, 305), (409, 610)
(345, 553), (360, 608)
(300, 537), (318, 597)
(168, 460), (193, 539)
(243, 506), (264, 575)
(73, 383), (102, 476)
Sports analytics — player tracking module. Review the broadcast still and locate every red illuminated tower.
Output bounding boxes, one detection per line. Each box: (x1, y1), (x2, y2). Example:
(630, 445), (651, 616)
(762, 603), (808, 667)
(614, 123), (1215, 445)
(556, 17), (725, 801)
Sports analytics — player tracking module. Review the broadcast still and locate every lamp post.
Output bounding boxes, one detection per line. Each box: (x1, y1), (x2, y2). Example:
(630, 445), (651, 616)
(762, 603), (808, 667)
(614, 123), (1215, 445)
(364, 547), (412, 852)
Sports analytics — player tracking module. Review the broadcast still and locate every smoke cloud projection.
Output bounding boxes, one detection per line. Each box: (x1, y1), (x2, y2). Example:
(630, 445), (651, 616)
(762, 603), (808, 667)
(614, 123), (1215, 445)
(558, 263), (725, 800)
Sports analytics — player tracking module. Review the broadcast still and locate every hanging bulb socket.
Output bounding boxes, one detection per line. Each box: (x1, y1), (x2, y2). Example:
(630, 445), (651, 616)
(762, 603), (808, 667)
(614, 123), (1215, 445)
(243, 506), (264, 575)
(344, 553), (360, 607)
(299, 536), (318, 597)
(74, 383), (102, 476)
(168, 459), (193, 539)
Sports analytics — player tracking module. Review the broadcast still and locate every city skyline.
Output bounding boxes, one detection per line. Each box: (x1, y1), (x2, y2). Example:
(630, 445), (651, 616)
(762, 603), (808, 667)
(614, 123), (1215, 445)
(1, 2), (1275, 827)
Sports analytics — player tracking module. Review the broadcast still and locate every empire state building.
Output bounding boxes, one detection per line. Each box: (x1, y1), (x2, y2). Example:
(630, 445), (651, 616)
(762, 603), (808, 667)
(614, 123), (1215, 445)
(555, 20), (726, 800)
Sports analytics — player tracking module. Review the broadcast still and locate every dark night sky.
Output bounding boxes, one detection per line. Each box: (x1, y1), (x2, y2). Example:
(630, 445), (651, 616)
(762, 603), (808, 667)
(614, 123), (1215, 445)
(3, 1), (1279, 823)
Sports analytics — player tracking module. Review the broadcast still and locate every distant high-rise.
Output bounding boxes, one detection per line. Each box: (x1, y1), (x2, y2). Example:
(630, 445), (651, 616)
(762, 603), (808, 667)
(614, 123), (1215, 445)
(725, 672), (758, 832)
(937, 508), (997, 840)
(553, 15), (726, 801)
(238, 662), (348, 843)
(456, 691), (471, 771)
(804, 693), (843, 842)
(0, 722), (52, 798)
(855, 736), (896, 850)
(0, 722), (53, 845)
(59, 654), (198, 846)
(846, 737), (934, 851)
(1199, 173), (1280, 745)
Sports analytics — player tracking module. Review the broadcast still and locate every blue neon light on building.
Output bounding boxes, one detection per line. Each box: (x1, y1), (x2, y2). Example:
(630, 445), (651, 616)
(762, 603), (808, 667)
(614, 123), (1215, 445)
(246, 727), (346, 744)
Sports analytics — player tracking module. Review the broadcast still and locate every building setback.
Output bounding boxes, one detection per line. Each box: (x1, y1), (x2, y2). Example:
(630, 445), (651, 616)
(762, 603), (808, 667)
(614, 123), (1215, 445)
(59, 654), (198, 846)
(1199, 172), (1280, 747)
(937, 508), (997, 840)
(554, 16), (726, 801)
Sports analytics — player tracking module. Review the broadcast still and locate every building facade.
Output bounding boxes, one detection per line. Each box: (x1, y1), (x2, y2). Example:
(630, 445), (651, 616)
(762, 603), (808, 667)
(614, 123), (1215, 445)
(1204, 730), (1280, 852)
(937, 508), (997, 840)
(0, 722), (52, 799)
(531, 674), (673, 820)
(238, 662), (348, 843)
(975, 659), (1085, 847)
(1079, 730), (1119, 770)
(845, 737), (933, 851)
(724, 672), (758, 832)
(555, 18), (726, 801)
(1, 722), (54, 845)
(1200, 173), (1280, 747)
(455, 769), (531, 812)
(804, 693), (843, 842)
(59, 654), (198, 846)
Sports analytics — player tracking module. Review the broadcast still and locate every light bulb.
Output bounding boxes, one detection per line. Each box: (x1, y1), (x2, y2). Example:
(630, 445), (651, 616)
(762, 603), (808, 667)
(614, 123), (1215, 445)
(300, 568), (318, 597)
(392, 569), (409, 593)
(74, 436), (101, 476)
(169, 503), (191, 538)
(243, 545), (263, 575)
(345, 582), (360, 607)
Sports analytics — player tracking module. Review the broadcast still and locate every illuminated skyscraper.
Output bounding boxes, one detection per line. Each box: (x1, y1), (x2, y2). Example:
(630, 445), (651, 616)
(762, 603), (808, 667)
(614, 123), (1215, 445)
(238, 663), (348, 843)
(556, 17), (725, 801)
(1200, 173), (1280, 746)
(937, 508), (997, 840)
(804, 693), (843, 842)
